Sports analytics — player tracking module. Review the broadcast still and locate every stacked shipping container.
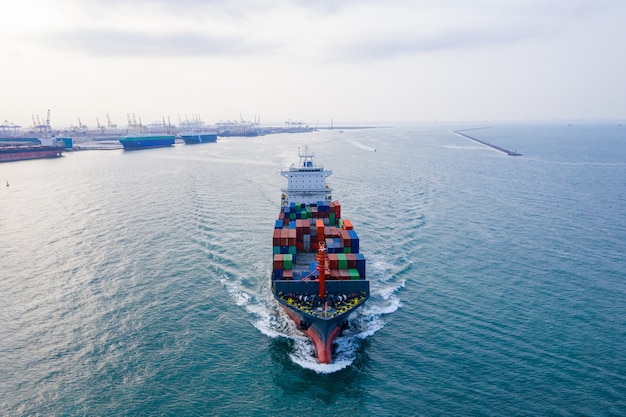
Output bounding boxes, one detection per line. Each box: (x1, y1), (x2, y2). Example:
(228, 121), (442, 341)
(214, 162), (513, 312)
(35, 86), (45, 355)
(272, 201), (366, 281)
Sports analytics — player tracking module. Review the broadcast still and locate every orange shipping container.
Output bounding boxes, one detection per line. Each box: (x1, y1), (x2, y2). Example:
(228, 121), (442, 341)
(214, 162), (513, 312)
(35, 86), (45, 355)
(316, 219), (325, 241)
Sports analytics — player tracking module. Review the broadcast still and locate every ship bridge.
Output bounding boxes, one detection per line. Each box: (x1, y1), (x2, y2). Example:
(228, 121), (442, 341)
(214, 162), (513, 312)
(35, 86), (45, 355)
(281, 146), (332, 205)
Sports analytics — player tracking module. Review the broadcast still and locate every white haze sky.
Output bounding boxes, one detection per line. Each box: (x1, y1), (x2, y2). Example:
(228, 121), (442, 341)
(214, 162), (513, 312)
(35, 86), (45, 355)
(1, 0), (625, 128)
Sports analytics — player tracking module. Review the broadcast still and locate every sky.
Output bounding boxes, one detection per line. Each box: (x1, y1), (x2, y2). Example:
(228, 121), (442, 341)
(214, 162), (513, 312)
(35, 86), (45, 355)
(1, 0), (625, 129)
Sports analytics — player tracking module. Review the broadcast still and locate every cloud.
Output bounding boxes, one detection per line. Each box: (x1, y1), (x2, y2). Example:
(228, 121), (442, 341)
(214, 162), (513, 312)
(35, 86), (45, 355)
(313, 0), (626, 61)
(42, 29), (277, 57)
(15, 0), (626, 62)
(327, 32), (512, 62)
(2, 0), (625, 125)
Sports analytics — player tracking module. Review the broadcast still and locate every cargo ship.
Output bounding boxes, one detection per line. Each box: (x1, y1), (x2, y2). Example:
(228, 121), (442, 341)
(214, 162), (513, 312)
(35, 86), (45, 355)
(180, 131), (217, 144)
(0, 137), (65, 162)
(118, 134), (175, 150)
(178, 117), (218, 144)
(271, 146), (370, 364)
(119, 117), (176, 150)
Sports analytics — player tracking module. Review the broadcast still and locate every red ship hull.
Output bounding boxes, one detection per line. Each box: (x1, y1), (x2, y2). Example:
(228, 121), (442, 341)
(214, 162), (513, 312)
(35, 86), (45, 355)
(0, 147), (63, 162)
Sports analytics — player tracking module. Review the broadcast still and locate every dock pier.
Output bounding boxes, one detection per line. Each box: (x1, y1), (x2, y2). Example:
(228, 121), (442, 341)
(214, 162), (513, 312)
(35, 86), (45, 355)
(453, 128), (522, 156)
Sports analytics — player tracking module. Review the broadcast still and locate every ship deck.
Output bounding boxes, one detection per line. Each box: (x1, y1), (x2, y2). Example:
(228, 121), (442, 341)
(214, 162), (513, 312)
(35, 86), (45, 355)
(274, 250), (369, 320)
(277, 290), (366, 320)
(291, 252), (316, 280)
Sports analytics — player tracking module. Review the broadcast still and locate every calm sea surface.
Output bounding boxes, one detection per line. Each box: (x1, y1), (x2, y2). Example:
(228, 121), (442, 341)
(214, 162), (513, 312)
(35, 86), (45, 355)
(1, 123), (625, 416)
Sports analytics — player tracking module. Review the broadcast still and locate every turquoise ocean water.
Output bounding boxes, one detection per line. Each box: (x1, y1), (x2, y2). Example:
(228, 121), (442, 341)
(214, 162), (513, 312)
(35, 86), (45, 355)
(1, 123), (625, 416)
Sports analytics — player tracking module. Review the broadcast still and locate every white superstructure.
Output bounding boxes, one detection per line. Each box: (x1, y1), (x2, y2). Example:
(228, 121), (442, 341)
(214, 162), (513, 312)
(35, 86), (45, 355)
(281, 146), (332, 205)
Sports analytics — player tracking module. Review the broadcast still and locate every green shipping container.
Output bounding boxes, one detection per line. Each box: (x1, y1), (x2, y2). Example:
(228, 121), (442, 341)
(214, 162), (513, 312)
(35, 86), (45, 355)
(283, 254), (293, 270)
(337, 254), (348, 269)
(349, 269), (360, 280)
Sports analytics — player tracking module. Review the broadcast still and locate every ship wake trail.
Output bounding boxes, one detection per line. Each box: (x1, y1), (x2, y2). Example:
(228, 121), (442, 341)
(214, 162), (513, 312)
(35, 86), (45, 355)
(221, 277), (251, 307)
(238, 264), (403, 373)
(214, 256), (382, 374)
(346, 138), (376, 152)
(288, 268), (403, 373)
(223, 276), (394, 373)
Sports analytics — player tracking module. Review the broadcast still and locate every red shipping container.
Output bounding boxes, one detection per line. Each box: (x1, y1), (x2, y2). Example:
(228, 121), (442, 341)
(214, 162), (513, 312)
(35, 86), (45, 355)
(346, 253), (357, 268)
(339, 229), (351, 246)
(288, 229), (297, 246)
(273, 229), (281, 246)
(334, 201), (341, 219)
(273, 254), (283, 270)
(281, 228), (289, 246)
(328, 254), (338, 269)
(342, 219), (353, 230)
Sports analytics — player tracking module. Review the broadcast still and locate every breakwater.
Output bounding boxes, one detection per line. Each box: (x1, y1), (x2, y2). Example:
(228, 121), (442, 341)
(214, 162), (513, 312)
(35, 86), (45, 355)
(454, 128), (522, 156)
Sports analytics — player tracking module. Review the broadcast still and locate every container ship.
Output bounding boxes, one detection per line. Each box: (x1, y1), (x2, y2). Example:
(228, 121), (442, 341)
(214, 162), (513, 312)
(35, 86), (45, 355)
(271, 146), (370, 364)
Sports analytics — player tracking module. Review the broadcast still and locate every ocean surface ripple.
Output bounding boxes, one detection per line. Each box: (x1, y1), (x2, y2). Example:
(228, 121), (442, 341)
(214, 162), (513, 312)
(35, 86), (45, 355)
(1, 123), (625, 416)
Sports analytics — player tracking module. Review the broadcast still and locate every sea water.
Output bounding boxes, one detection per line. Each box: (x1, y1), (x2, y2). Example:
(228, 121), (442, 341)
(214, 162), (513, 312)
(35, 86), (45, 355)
(1, 122), (625, 416)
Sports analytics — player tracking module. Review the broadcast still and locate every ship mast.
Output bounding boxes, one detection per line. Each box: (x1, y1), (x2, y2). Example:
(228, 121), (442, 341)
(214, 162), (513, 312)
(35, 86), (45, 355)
(316, 242), (328, 298)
